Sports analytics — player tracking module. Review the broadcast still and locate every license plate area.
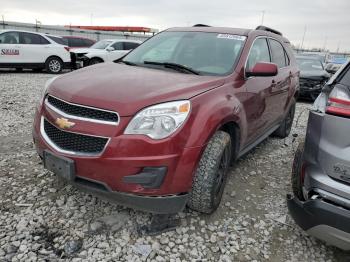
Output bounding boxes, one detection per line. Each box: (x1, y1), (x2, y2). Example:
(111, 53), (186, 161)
(44, 150), (75, 181)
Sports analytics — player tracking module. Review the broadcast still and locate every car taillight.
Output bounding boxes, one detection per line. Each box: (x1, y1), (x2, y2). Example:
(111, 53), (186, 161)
(326, 84), (350, 117)
(64, 46), (70, 52)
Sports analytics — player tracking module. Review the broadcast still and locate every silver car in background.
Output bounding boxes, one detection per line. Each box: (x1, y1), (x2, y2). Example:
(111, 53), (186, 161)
(288, 60), (350, 250)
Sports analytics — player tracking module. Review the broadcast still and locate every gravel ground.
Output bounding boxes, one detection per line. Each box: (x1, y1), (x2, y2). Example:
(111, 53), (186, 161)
(1, 71), (350, 261)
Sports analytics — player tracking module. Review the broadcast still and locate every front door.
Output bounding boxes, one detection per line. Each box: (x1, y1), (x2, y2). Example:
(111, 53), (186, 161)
(244, 37), (275, 142)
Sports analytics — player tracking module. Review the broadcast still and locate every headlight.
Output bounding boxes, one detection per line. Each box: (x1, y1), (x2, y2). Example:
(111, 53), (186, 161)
(124, 101), (191, 139)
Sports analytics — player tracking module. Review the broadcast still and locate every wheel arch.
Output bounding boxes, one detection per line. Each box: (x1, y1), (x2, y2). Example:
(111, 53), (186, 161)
(90, 56), (104, 62)
(45, 55), (63, 64)
(219, 121), (241, 162)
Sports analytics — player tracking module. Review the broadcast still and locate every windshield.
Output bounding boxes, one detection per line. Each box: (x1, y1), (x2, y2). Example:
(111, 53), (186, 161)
(297, 58), (323, 71)
(90, 40), (113, 49)
(122, 31), (246, 76)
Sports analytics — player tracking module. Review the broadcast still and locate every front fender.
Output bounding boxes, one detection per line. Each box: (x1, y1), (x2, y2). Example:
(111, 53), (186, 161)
(184, 84), (247, 149)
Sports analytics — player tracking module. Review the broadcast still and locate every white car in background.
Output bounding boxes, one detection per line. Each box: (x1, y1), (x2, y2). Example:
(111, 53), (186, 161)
(0, 30), (71, 73)
(71, 39), (142, 67)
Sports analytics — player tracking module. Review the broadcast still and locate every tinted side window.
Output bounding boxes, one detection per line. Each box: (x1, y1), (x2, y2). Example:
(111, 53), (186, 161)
(269, 39), (287, 68)
(47, 35), (68, 45)
(70, 38), (83, 47)
(0, 32), (20, 44)
(83, 39), (95, 46)
(20, 32), (44, 44)
(124, 42), (140, 50)
(247, 38), (270, 71)
(111, 42), (123, 50)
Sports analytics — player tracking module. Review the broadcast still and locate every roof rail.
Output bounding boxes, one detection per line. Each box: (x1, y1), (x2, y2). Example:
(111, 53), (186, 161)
(193, 24), (211, 27)
(255, 25), (282, 36)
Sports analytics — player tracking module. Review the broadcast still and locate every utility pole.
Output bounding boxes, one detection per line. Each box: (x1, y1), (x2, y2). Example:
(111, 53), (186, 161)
(1, 15), (4, 29)
(35, 19), (41, 32)
(336, 41), (341, 53)
(90, 13), (93, 26)
(300, 25), (307, 51)
(261, 10), (265, 25)
(322, 36), (328, 51)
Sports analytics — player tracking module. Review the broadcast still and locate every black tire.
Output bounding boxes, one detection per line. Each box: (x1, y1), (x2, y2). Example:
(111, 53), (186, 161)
(45, 57), (63, 74)
(89, 57), (103, 66)
(188, 131), (232, 214)
(273, 99), (296, 138)
(15, 68), (23, 72)
(291, 141), (305, 200)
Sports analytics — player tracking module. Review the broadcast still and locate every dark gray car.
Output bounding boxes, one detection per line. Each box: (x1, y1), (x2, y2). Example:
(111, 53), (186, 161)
(296, 56), (330, 100)
(288, 61), (350, 250)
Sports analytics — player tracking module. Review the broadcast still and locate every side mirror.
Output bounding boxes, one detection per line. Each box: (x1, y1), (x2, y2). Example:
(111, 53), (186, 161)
(106, 47), (115, 52)
(246, 62), (278, 77)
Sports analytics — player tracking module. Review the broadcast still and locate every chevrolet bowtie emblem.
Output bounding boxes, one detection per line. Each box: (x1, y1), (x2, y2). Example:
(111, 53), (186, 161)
(55, 117), (75, 129)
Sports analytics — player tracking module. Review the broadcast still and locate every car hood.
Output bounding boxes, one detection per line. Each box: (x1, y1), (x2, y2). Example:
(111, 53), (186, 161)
(48, 62), (225, 116)
(300, 70), (330, 80)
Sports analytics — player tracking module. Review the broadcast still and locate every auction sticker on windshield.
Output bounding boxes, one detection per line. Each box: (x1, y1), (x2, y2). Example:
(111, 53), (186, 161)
(217, 34), (246, 41)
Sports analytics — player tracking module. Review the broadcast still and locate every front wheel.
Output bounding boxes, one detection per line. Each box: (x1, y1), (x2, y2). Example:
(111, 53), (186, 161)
(45, 57), (63, 74)
(89, 57), (103, 66)
(273, 99), (296, 138)
(188, 131), (232, 214)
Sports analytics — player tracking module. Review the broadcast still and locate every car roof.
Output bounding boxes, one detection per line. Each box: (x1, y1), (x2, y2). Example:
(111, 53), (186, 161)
(97, 39), (142, 43)
(165, 26), (290, 43)
(61, 35), (95, 40)
(0, 29), (64, 39)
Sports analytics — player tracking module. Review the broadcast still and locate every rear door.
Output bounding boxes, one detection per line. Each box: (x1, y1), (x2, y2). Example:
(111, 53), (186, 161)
(268, 38), (291, 122)
(244, 37), (275, 141)
(0, 31), (22, 64)
(19, 32), (51, 63)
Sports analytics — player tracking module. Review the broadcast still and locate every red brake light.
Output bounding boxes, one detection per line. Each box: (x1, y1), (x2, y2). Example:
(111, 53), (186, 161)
(326, 85), (350, 117)
(64, 46), (70, 52)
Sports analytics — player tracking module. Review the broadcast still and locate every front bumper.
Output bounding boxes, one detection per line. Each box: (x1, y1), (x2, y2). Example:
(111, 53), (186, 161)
(32, 104), (203, 213)
(71, 175), (188, 214)
(299, 85), (322, 98)
(287, 194), (350, 250)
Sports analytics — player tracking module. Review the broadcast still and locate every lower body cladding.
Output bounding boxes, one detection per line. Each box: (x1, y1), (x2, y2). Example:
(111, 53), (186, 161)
(287, 193), (350, 250)
(288, 110), (350, 250)
(33, 117), (203, 214)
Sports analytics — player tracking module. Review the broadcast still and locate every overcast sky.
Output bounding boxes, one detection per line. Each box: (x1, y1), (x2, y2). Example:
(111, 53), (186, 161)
(2, 0), (350, 52)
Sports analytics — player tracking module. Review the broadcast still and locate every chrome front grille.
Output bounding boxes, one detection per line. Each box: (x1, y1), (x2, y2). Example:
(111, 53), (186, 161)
(46, 95), (119, 125)
(41, 118), (108, 155)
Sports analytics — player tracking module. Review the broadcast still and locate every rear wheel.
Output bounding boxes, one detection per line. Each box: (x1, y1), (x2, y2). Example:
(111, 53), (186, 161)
(273, 99), (296, 138)
(89, 57), (103, 66)
(45, 57), (63, 74)
(188, 131), (232, 214)
(291, 142), (305, 200)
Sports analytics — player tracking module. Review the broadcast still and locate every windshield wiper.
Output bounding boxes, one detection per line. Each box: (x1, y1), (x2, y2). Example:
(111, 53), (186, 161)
(118, 60), (138, 66)
(143, 61), (200, 75)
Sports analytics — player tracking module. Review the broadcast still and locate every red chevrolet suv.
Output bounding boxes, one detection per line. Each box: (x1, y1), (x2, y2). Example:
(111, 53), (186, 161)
(33, 25), (299, 214)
